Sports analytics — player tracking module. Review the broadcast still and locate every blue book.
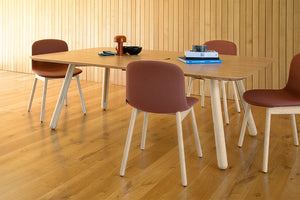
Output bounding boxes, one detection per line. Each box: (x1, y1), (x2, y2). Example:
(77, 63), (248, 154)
(178, 57), (222, 64)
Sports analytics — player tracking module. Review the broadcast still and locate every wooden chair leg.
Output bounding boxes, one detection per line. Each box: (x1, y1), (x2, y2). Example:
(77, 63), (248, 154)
(238, 104), (250, 147)
(28, 77), (37, 112)
(120, 108), (139, 176)
(221, 81), (229, 124)
(40, 79), (48, 122)
(201, 79), (206, 107)
(65, 94), (68, 106)
(76, 76), (86, 114)
(190, 108), (202, 157)
(232, 81), (241, 113)
(141, 112), (149, 150)
(291, 114), (299, 146)
(188, 77), (206, 108)
(263, 108), (271, 173)
(176, 112), (187, 186)
(187, 77), (194, 97)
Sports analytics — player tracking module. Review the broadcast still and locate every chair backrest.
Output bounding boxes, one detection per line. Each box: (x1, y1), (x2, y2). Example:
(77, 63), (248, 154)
(32, 39), (68, 70)
(126, 61), (190, 113)
(284, 54), (300, 95)
(204, 40), (237, 55)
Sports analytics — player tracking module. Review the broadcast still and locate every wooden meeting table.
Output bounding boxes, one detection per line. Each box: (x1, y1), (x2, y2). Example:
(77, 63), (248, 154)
(30, 47), (273, 170)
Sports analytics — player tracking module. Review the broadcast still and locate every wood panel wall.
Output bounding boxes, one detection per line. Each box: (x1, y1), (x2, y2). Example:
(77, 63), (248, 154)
(1, 0), (299, 98)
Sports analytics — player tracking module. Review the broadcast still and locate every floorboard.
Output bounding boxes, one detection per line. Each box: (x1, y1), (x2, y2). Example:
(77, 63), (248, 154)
(0, 71), (299, 200)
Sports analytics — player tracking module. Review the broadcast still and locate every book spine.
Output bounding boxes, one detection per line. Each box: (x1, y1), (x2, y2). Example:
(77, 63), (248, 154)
(184, 50), (219, 58)
(185, 60), (222, 64)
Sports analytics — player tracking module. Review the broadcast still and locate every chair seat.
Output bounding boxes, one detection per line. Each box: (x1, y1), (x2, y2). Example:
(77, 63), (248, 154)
(129, 96), (198, 114)
(243, 89), (300, 107)
(190, 75), (204, 80)
(33, 64), (82, 78)
(186, 97), (199, 108)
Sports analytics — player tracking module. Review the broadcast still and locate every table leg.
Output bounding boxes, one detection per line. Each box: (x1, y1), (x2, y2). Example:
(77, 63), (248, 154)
(50, 64), (75, 130)
(209, 79), (228, 170)
(101, 68), (110, 110)
(235, 80), (257, 136)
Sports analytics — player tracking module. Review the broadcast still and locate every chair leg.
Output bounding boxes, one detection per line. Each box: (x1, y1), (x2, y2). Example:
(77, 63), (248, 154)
(187, 77), (194, 97)
(238, 104), (250, 147)
(141, 112), (149, 150)
(291, 114), (299, 146)
(28, 77), (38, 112)
(232, 81), (241, 113)
(201, 79), (206, 107)
(176, 112), (187, 187)
(65, 94), (68, 106)
(190, 108), (203, 157)
(120, 108), (139, 177)
(76, 76), (86, 114)
(263, 108), (271, 173)
(40, 79), (48, 122)
(235, 80), (257, 136)
(221, 81), (229, 124)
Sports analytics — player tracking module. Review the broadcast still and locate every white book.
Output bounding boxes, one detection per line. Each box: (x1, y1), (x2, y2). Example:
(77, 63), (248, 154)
(184, 50), (219, 58)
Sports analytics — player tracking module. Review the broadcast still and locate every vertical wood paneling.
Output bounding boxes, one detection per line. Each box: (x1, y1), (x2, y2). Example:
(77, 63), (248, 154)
(188, 0), (193, 49)
(158, 0), (163, 50)
(239, 0), (246, 57)
(222, 0), (228, 39)
(153, 0), (159, 50)
(0, 1), (2, 70)
(216, 0), (222, 40)
(233, 0), (239, 52)
(183, 0), (189, 51)
(286, 0), (294, 82)
(279, 0), (287, 88)
(295, 0), (300, 55)
(265, 0), (272, 89)
(258, 0), (266, 89)
(199, 0), (204, 44)
(204, 0), (211, 42)
(149, 0), (154, 50)
(163, 0), (169, 51)
(273, 0), (280, 89)
(210, 0), (215, 40)
(246, 0), (253, 90)
(168, 0), (174, 51)
(140, 0), (145, 48)
(1, 0), (299, 98)
(131, 0), (136, 46)
(252, 0), (259, 89)
(192, 0), (200, 95)
(227, 0), (234, 41)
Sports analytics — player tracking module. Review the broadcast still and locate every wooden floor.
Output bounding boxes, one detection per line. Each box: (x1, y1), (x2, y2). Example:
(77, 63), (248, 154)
(0, 71), (299, 200)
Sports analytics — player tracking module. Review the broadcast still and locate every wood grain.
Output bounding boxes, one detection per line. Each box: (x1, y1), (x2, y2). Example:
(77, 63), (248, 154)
(0, 71), (299, 200)
(0, 0), (299, 98)
(30, 47), (273, 81)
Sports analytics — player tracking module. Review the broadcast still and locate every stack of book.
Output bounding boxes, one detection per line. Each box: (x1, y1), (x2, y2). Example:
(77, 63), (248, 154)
(178, 50), (222, 64)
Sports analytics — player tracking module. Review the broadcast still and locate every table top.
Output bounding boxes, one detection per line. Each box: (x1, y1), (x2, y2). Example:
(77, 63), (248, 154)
(31, 47), (273, 81)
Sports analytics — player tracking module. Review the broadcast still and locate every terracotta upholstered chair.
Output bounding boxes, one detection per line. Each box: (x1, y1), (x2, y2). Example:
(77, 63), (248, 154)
(120, 61), (203, 186)
(27, 39), (86, 122)
(187, 40), (241, 124)
(238, 54), (300, 173)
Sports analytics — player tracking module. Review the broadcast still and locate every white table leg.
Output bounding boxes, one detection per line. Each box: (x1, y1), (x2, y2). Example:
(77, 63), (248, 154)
(235, 80), (257, 136)
(49, 64), (75, 130)
(209, 79), (228, 170)
(101, 68), (110, 110)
